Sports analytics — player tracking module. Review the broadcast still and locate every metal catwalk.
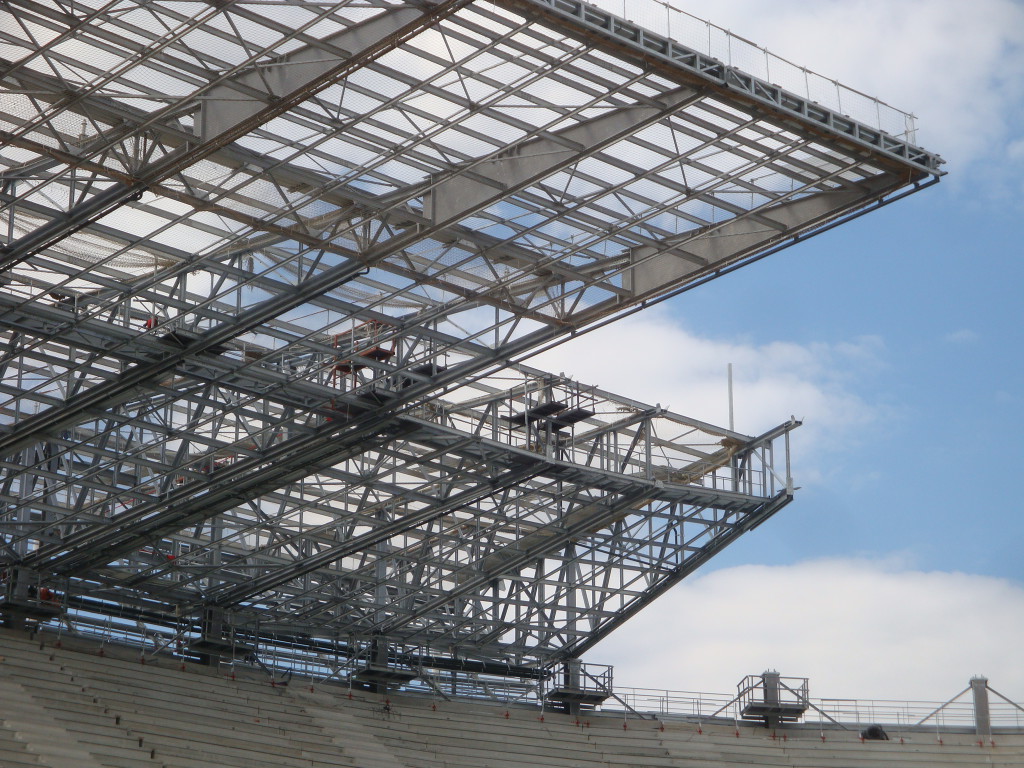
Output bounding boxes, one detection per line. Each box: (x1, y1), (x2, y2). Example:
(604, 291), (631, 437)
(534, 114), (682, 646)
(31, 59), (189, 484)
(0, 0), (940, 678)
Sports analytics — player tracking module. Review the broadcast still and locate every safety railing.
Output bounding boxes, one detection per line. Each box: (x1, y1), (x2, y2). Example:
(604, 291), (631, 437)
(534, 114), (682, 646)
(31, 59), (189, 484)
(590, 0), (917, 140)
(33, 608), (1024, 731)
(610, 685), (1024, 729)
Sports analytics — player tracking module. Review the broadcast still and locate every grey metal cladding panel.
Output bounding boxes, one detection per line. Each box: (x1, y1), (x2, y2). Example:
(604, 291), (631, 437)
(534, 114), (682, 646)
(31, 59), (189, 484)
(505, 0), (944, 174)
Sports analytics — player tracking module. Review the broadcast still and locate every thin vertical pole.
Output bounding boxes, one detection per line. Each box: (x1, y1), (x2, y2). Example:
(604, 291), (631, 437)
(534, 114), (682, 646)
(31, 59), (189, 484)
(727, 363), (734, 431)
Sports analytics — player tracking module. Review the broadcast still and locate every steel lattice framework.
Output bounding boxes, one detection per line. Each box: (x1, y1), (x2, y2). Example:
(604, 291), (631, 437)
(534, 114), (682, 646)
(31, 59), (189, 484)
(0, 0), (940, 677)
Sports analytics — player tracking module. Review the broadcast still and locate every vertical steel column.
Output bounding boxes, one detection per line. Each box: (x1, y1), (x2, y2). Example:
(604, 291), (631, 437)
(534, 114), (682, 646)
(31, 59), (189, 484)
(762, 670), (781, 729)
(565, 658), (582, 716)
(971, 676), (992, 739)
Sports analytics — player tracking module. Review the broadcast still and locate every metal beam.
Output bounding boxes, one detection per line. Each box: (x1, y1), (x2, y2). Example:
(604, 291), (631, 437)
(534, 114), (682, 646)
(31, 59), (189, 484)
(198, 7), (431, 141)
(625, 172), (905, 296)
(0, 0), (467, 273)
(501, 0), (943, 174)
(209, 460), (549, 608)
(424, 85), (700, 224)
(568, 489), (794, 659)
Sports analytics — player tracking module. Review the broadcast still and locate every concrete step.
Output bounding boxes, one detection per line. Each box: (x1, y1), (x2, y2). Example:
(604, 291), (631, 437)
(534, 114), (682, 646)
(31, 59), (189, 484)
(0, 677), (108, 768)
(2, 630), (1021, 768)
(0, 720), (42, 767)
(303, 702), (408, 768)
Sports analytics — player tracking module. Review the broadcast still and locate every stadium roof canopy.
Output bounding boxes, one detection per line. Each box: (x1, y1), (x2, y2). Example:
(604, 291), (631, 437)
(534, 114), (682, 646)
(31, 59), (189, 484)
(0, 0), (940, 675)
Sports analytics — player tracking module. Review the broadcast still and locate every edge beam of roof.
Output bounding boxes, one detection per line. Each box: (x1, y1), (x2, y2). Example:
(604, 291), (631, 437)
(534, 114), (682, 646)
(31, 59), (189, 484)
(500, 0), (944, 175)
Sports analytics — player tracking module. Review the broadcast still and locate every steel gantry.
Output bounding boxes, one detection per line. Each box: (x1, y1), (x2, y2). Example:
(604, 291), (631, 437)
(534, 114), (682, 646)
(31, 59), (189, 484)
(0, 0), (940, 681)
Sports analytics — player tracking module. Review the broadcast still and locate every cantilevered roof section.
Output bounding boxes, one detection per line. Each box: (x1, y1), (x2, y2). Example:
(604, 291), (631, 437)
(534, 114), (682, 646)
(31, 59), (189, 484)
(0, 0), (940, 670)
(0, 0), (942, 339)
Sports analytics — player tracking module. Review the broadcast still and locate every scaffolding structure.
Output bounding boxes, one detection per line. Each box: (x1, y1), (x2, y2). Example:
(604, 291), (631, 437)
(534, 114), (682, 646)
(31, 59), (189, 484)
(0, 0), (940, 689)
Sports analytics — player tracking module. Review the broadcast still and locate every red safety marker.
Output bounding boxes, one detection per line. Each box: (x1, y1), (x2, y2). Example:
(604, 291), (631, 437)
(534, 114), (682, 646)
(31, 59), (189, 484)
(504, 711), (510, 719)
(697, 726), (703, 735)
(622, 722), (628, 730)
(538, 715), (545, 723)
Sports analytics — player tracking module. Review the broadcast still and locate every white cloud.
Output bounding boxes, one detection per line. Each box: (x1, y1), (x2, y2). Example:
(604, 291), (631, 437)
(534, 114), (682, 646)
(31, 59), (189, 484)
(595, 557), (1024, 703)
(945, 329), (979, 344)
(528, 310), (888, 474)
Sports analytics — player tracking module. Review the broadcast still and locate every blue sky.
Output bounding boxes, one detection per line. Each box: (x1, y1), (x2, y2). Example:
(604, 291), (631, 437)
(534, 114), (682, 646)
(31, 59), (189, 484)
(674, 176), (1024, 580)
(531, 0), (1024, 701)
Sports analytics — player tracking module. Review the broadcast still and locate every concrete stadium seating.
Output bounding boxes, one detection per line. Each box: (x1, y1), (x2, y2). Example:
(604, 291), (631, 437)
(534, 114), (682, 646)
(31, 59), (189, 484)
(0, 628), (1020, 768)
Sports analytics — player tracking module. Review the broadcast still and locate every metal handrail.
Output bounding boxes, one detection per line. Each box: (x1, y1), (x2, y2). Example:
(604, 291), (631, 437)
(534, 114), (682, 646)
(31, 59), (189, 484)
(591, 0), (917, 139)
(610, 685), (1024, 728)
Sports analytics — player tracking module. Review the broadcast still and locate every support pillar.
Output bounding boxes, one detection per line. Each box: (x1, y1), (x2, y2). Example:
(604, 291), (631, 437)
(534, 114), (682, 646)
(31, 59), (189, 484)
(1, 567), (60, 629)
(199, 606), (224, 666)
(565, 658), (582, 716)
(971, 676), (991, 739)
(2, 568), (33, 629)
(187, 605), (251, 666)
(762, 670), (781, 729)
(370, 636), (387, 694)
